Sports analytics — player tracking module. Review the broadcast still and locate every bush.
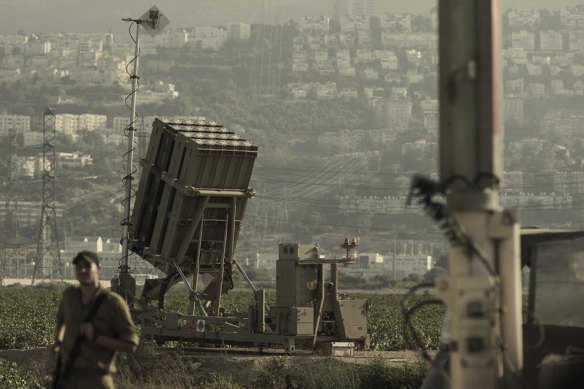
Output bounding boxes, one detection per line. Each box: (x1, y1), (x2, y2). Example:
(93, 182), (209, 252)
(373, 274), (396, 288)
(0, 361), (43, 389)
(359, 358), (429, 389)
(199, 373), (242, 389)
(291, 359), (360, 389)
(250, 356), (427, 389)
(253, 356), (288, 388)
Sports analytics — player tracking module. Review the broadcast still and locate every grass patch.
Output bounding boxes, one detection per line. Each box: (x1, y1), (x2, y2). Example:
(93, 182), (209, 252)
(250, 356), (428, 389)
(0, 361), (43, 389)
(114, 346), (429, 389)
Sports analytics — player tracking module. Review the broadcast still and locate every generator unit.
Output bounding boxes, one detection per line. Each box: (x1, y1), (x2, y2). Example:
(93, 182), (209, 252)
(264, 243), (369, 351)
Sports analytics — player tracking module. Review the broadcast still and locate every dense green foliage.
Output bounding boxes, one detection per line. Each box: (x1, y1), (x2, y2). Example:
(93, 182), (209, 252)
(248, 355), (428, 389)
(0, 362), (43, 389)
(0, 287), (61, 349)
(362, 293), (444, 350)
(0, 287), (445, 351)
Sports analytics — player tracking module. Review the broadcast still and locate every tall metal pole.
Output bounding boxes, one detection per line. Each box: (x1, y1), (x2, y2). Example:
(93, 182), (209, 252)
(116, 7), (168, 303)
(435, 1), (523, 388)
(120, 22), (140, 278)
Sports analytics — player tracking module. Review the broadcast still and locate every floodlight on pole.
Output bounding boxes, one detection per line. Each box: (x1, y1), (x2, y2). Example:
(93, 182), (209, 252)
(117, 5), (169, 304)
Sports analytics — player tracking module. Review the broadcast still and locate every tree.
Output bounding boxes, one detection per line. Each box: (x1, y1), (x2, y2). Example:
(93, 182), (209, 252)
(373, 273), (396, 288)
(404, 273), (421, 282)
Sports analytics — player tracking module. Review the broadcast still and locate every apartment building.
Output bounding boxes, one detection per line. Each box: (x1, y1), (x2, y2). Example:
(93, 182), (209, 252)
(0, 115), (30, 136)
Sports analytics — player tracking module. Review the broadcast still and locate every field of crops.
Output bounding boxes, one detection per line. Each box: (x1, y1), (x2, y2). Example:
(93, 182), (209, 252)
(0, 287), (61, 349)
(0, 286), (445, 351)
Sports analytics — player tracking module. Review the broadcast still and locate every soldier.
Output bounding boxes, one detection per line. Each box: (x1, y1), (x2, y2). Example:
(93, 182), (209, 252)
(50, 251), (138, 389)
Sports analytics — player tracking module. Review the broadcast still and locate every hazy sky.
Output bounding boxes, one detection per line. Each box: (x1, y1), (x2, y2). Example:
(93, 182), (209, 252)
(0, 0), (583, 34)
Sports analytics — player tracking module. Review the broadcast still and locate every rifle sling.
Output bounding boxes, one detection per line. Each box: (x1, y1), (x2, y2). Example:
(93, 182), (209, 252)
(59, 291), (109, 384)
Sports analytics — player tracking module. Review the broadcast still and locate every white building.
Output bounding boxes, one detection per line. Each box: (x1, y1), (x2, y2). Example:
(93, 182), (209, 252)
(375, 50), (398, 70)
(292, 51), (310, 73)
(385, 100), (412, 131)
(505, 78), (525, 95)
(79, 114), (107, 131)
(103, 133), (125, 146)
(335, 49), (354, 76)
(569, 30), (584, 51)
(0, 115), (30, 136)
(17, 156), (36, 178)
(527, 83), (546, 98)
(136, 82), (179, 105)
(55, 114), (78, 136)
(21, 131), (43, 147)
(0, 200), (63, 228)
(55, 114), (107, 137)
(401, 139), (437, 155)
(336, 0), (375, 18)
(391, 254), (433, 277)
(500, 193), (572, 210)
(506, 9), (540, 27)
(503, 48), (527, 65)
(379, 13), (412, 32)
(503, 171), (524, 193)
(420, 99), (439, 129)
(228, 23), (251, 41)
(26, 40), (51, 55)
(357, 253), (384, 269)
(314, 82), (337, 99)
(62, 236), (162, 280)
(136, 90), (179, 105)
(560, 6), (584, 29)
(114, 116), (145, 133)
(504, 97), (524, 126)
(511, 30), (535, 50)
(153, 29), (189, 48)
(58, 152), (93, 169)
(190, 27), (227, 51)
(287, 82), (311, 99)
(540, 30), (563, 51)
(553, 172), (584, 194)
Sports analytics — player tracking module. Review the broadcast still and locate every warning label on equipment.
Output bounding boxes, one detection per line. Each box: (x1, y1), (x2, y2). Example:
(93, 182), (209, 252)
(187, 318), (205, 337)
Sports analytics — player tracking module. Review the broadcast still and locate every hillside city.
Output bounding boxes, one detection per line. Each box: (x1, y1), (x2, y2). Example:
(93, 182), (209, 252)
(1, 4), (584, 285)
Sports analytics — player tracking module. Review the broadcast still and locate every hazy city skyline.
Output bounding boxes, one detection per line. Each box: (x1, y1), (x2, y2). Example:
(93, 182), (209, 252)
(0, 0), (583, 33)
